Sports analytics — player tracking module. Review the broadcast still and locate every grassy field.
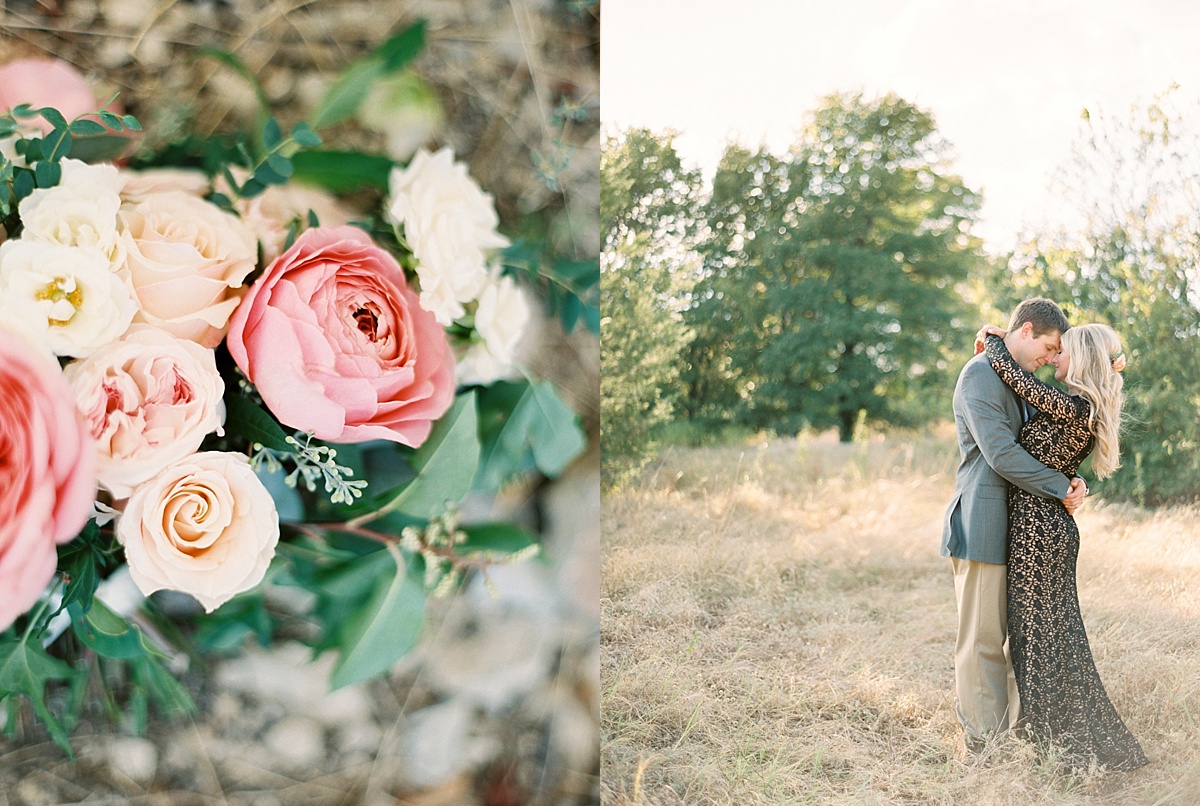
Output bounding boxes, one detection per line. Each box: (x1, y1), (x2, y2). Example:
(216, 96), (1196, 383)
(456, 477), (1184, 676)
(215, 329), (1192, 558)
(601, 429), (1200, 805)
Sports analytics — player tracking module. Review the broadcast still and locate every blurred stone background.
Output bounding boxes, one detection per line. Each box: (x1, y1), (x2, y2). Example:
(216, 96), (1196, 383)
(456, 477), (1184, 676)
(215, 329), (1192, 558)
(0, 1), (599, 803)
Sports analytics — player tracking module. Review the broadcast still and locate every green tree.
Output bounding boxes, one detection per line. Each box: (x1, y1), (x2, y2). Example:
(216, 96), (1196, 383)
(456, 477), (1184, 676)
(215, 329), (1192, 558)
(681, 143), (789, 427)
(997, 90), (1200, 504)
(600, 128), (701, 481)
(685, 92), (986, 440)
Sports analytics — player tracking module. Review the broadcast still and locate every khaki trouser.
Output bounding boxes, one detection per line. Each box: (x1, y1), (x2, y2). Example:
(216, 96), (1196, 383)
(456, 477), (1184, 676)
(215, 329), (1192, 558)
(952, 557), (1021, 743)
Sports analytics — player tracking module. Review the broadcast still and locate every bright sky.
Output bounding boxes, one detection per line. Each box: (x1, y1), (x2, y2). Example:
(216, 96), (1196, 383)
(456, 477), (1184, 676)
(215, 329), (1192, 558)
(601, 0), (1200, 253)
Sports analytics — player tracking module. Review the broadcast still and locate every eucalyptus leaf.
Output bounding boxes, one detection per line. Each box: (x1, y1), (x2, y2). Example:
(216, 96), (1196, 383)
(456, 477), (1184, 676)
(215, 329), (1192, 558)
(43, 127), (72, 161)
(67, 119), (107, 136)
(34, 160), (61, 188)
(329, 550), (425, 690)
(476, 380), (586, 490)
(370, 392), (480, 519)
(458, 522), (538, 555)
(67, 133), (134, 164)
(224, 393), (291, 452)
(37, 107), (68, 131)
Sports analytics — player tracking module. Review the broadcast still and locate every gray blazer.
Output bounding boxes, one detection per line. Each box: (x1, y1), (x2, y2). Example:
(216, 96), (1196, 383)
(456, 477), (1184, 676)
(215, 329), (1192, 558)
(941, 352), (1072, 565)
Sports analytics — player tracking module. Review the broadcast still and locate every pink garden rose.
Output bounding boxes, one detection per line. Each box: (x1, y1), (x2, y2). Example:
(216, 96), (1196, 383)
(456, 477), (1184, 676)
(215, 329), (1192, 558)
(0, 328), (97, 631)
(0, 58), (100, 127)
(64, 326), (226, 499)
(227, 226), (455, 446)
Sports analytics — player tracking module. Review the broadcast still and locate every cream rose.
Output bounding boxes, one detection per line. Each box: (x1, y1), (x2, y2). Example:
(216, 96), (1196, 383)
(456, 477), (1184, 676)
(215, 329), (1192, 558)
(18, 158), (124, 270)
(64, 326), (226, 499)
(457, 270), (531, 386)
(385, 147), (509, 325)
(216, 173), (356, 264)
(117, 451), (279, 613)
(118, 168), (212, 204)
(0, 240), (137, 358)
(119, 190), (259, 347)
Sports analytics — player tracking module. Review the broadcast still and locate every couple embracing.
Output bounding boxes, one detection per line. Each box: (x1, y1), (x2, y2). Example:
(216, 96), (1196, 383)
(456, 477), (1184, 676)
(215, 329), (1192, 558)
(942, 297), (1147, 772)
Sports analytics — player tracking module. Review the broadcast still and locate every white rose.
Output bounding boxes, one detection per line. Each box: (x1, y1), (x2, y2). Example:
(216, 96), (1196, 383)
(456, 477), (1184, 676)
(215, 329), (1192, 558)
(0, 240), (137, 358)
(64, 326), (226, 499)
(386, 147), (509, 326)
(119, 190), (259, 347)
(457, 270), (531, 386)
(118, 168), (212, 204)
(117, 451), (279, 613)
(18, 158), (125, 271)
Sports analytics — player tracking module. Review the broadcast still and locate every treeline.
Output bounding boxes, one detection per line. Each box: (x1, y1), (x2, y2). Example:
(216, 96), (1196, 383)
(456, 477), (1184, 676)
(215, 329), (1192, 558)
(602, 91), (1200, 504)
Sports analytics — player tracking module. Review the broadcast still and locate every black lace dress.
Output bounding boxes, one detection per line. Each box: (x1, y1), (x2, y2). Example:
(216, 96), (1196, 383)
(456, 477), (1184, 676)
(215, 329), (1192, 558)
(984, 335), (1147, 771)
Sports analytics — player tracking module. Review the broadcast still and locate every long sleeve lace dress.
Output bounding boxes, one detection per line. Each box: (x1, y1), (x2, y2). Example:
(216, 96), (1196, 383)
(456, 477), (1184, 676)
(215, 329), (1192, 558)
(984, 335), (1147, 771)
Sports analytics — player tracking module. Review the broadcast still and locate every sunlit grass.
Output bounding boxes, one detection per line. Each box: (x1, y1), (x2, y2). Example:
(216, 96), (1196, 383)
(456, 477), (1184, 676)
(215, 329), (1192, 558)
(602, 430), (1200, 804)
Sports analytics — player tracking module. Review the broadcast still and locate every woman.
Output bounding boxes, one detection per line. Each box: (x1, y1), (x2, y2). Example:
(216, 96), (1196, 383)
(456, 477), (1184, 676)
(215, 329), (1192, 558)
(975, 322), (1147, 772)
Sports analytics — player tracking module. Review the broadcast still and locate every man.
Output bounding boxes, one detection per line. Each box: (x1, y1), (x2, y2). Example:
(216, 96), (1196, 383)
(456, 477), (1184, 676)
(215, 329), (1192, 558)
(941, 297), (1087, 753)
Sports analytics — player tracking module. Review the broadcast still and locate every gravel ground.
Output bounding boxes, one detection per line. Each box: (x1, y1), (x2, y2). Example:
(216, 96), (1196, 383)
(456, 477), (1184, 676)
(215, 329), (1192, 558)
(0, 1), (599, 803)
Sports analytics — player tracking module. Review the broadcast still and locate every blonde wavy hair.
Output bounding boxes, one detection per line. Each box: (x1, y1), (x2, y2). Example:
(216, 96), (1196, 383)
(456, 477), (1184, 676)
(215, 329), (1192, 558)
(1061, 323), (1125, 478)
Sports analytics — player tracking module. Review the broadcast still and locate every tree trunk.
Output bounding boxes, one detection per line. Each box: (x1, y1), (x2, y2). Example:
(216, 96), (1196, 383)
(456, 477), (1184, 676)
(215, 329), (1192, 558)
(838, 408), (857, 442)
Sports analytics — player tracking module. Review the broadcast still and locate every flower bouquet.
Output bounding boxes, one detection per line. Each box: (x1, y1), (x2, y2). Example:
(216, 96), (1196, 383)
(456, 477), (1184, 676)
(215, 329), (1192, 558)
(0, 18), (595, 755)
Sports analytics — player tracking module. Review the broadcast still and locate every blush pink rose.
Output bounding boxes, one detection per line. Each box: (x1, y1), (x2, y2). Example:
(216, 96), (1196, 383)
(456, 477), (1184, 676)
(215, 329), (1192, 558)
(0, 327), (97, 631)
(226, 226), (455, 446)
(0, 58), (101, 126)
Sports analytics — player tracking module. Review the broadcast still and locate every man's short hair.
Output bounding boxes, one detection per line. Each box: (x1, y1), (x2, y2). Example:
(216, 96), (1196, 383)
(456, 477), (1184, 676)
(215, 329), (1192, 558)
(1007, 297), (1070, 337)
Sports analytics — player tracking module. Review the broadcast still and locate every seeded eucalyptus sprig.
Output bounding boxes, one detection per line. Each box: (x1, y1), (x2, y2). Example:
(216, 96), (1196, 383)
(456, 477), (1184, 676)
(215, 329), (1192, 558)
(250, 432), (368, 506)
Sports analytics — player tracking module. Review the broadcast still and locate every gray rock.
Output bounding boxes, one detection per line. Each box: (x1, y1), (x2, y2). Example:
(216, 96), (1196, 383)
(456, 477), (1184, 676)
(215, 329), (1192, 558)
(264, 715), (326, 769)
(108, 735), (159, 784)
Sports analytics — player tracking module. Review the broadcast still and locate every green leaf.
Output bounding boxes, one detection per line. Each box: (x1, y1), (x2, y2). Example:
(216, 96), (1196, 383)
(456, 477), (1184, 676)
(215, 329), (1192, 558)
(311, 59), (384, 131)
(56, 520), (105, 615)
(527, 381), (586, 476)
(329, 549), (425, 689)
(71, 128), (135, 161)
(69, 600), (144, 659)
(291, 121), (322, 149)
(376, 20), (427, 72)
(120, 114), (142, 132)
(34, 160), (61, 188)
(308, 20), (428, 130)
(291, 149), (393, 192)
(371, 392), (480, 519)
(98, 111), (122, 129)
(0, 638), (77, 755)
(67, 118), (107, 136)
(458, 522), (538, 555)
(224, 393), (292, 452)
(265, 153), (294, 179)
(37, 107), (68, 131)
(262, 117), (283, 149)
(13, 169), (34, 200)
(42, 127), (72, 161)
(476, 381), (585, 489)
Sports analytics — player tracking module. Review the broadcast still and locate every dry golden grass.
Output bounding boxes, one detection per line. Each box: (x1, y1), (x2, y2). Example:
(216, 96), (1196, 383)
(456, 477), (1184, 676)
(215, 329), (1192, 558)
(601, 429), (1200, 805)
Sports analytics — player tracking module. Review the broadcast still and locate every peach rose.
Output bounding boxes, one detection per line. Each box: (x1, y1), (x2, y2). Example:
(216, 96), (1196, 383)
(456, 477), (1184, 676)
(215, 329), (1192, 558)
(118, 190), (259, 347)
(117, 451), (279, 613)
(226, 226), (455, 446)
(64, 326), (226, 499)
(0, 327), (97, 631)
